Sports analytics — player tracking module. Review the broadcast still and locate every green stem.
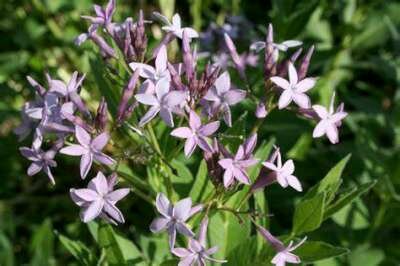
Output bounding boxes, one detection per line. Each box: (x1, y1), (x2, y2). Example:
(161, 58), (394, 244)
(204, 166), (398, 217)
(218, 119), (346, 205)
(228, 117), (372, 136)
(236, 190), (252, 211)
(131, 187), (155, 206)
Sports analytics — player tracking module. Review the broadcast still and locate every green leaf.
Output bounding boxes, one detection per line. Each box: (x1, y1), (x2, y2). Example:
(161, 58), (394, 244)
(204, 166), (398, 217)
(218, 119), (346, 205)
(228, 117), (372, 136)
(324, 180), (377, 219)
(171, 159), (193, 184)
(30, 219), (54, 266)
(56, 232), (93, 265)
(87, 221), (99, 241)
(221, 112), (248, 150)
(89, 57), (119, 116)
(331, 199), (370, 230)
(208, 212), (251, 258)
(304, 155), (351, 204)
(296, 241), (349, 263)
(114, 234), (147, 265)
(138, 234), (171, 264)
(348, 244), (385, 266)
(189, 160), (214, 202)
(0, 233), (14, 266)
(226, 236), (264, 266)
(97, 223), (126, 265)
(287, 133), (312, 160)
(160, 259), (179, 266)
(292, 192), (326, 235)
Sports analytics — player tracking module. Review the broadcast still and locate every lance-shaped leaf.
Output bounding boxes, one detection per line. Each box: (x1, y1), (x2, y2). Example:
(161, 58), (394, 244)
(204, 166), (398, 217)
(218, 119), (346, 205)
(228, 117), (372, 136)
(292, 192), (326, 235)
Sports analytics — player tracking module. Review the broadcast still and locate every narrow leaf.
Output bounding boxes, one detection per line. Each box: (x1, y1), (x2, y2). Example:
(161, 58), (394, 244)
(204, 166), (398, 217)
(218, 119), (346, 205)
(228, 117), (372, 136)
(292, 192), (325, 235)
(296, 241), (349, 262)
(304, 154), (351, 204)
(324, 180), (376, 219)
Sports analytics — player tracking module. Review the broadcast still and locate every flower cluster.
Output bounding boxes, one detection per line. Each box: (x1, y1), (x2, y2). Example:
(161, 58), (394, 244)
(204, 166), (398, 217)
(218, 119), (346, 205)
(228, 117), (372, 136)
(16, 1), (349, 265)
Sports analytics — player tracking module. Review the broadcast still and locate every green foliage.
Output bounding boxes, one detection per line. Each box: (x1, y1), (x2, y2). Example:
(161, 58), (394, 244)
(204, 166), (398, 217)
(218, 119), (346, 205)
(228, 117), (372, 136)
(1, 0), (399, 265)
(292, 192), (326, 235)
(57, 233), (94, 265)
(296, 241), (349, 263)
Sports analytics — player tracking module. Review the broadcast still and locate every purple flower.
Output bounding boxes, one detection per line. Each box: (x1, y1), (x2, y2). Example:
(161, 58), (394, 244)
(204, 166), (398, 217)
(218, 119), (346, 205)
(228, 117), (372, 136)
(171, 110), (220, 157)
(81, 0), (115, 28)
(203, 71), (246, 126)
(60, 125), (115, 179)
(135, 79), (186, 127)
(223, 33), (243, 76)
(117, 69), (140, 123)
(154, 13), (199, 39)
(150, 193), (203, 249)
(250, 23), (302, 61)
(270, 62), (316, 109)
(75, 25), (116, 58)
(20, 142), (57, 185)
(48, 71), (89, 116)
(255, 102), (268, 118)
(212, 52), (230, 70)
(218, 144), (258, 187)
(172, 217), (227, 265)
(70, 171), (129, 224)
(14, 101), (39, 141)
(29, 92), (75, 136)
(261, 148), (302, 192)
(312, 92), (347, 144)
(257, 225), (306, 266)
(129, 45), (170, 85)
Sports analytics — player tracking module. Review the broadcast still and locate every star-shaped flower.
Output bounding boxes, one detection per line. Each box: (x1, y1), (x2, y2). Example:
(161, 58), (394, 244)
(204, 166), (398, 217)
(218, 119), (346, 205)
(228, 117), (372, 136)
(154, 13), (199, 39)
(270, 62), (316, 109)
(150, 193), (203, 249)
(48, 71), (89, 116)
(70, 171), (129, 224)
(171, 110), (220, 157)
(218, 144), (258, 187)
(257, 225), (306, 266)
(172, 217), (227, 265)
(312, 92), (347, 144)
(60, 125), (115, 179)
(261, 148), (302, 191)
(250, 24), (302, 61)
(20, 142), (57, 185)
(129, 45), (170, 85)
(81, 0), (115, 27)
(203, 71), (246, 126)
(251, 40), (302, 60)
(135, 79), (186, 127)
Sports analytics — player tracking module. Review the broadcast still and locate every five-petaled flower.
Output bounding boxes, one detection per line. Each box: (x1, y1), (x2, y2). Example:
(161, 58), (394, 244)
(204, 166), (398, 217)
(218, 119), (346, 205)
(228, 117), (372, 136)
(81, 0), (115, 28)
(154, 13), (199, 39)
(261, 147), (302, 192)
(129, 45), (171, 86)
(270, 62), (316, 109)
(257, 225), (306, 266)
(135, 79), (186, 127)
(60, 125), (115, 179)
(203, 71), (246, 126)
(312, 92), (347, 144)
(218, 144), (258, 187)
(150, 193), (203, 249)
(172, 217), (227, 265)
(70, 171), (129, 224)
(19, 142), (57, 185)
(171, 110), (220, 157)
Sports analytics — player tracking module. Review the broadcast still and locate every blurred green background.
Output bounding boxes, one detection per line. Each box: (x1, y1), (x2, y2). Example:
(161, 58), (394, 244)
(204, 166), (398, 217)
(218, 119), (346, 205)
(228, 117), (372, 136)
(0, 0), (399, 265)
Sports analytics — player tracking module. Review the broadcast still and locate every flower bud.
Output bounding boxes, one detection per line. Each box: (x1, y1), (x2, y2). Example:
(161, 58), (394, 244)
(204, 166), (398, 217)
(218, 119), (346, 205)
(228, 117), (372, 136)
(95, 97), (108, 132)
(117, 69), (140, 124)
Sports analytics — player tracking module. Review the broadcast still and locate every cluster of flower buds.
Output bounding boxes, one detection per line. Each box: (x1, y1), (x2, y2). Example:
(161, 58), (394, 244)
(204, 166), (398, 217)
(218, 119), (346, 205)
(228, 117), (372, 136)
(15, 0), (349, 265)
